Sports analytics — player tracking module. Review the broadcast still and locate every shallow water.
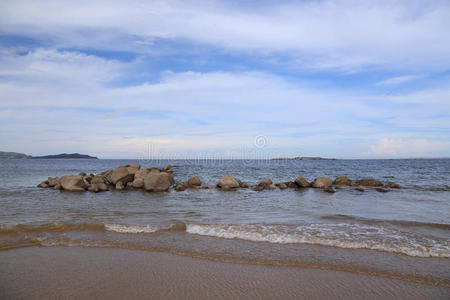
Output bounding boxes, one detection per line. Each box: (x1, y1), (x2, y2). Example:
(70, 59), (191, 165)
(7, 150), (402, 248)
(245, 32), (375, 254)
(0, 159), (449, 285)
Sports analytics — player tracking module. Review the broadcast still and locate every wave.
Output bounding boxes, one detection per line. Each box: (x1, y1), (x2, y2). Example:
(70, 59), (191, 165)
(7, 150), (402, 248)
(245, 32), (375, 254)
(320, 214), (450, 230)
(1, 221), (449, 258)
(186, 223), (450, 258)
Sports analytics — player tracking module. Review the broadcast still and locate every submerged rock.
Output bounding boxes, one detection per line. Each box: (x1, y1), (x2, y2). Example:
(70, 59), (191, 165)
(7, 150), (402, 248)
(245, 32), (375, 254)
(356, 179), (383, 187)
(355, 187), (365, 192)
(311, 177), (333, 189)
(174, 181), (187, 192)
(386, 182), (401, 189)
(376, 188), (389, 193)
(278, 183), (288, 190)
(324, 187), (336, 193)
(37, 181), (49, 188)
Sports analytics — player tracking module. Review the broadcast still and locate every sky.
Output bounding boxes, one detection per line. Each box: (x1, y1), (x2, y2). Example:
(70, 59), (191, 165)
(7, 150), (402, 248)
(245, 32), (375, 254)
(1, 0), (450, 159)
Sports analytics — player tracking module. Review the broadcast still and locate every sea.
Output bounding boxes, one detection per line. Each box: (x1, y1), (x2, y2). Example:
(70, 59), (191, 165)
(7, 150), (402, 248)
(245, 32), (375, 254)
(1, 158), (449, 287)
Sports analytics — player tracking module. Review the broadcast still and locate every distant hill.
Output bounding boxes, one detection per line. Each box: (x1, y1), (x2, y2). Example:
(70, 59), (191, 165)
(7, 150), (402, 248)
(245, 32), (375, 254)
(29, 153), (98, 159)
(0, 151), (29, 159)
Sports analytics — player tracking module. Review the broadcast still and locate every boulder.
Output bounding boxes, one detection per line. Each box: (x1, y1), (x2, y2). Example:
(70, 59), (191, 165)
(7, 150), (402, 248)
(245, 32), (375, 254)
(87, 183), (108, 193)
(286, 181), (297, 188)
(52, 184), (61, 190)
(267, 184), (276, 190)
(253, 185), (264, 191)
(47, 177), (60, 187)
(174, 181), (187, 192)
(376, 188), (389, 193)
(295, 176), (311, 188)
(91, 175), (106, 184)
(258, 178), (273, 188)
(60, 175), (87, 192)
(386, 182), (400, 189)
(109, 164), (140, 185)
(324, 187), (336, 193)
(356, 179), (383, 187)
(349, 181), (359, 186)
(162, 165), (174, 173)
(115, 182), (125, 190)
(334, 176), (349, 185)
(187, 176), (201, 187)
(355, 187), (365, 192)
(131, 169), (151, 188)
(240, 182), (249, 188)
(37, 181), (49, 188)
(311, 177), (333, 189)
(143, 172), (174, 192)
(217, 175), (241, 190)
(279, 183), (288, 190)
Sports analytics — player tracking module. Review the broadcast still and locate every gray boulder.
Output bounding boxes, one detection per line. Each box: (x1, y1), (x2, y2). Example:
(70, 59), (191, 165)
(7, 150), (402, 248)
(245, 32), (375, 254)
(295, 176), (310, 188)
(334, 176), (349, 185)
(187, 176), (201, 187)
(217, 175), (241, 190)
(60, 175), (87, 192)
(311, 177), (333, 189)
(143, 172), (174, 192)
(109, 164), (140, 185)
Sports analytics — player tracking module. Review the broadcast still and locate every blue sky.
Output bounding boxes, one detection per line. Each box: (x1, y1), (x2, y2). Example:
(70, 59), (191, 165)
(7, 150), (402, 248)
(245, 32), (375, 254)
(1, 0), (450, 158)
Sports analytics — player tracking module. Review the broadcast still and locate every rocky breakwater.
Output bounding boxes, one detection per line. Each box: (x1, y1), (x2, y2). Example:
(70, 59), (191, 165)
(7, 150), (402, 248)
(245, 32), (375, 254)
(38, 165), (401, 194)
(37, 164), (175, 193)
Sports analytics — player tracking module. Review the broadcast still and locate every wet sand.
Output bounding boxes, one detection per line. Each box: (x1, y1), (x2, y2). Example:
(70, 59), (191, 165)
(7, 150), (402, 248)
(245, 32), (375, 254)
(1, 247), (449, 299)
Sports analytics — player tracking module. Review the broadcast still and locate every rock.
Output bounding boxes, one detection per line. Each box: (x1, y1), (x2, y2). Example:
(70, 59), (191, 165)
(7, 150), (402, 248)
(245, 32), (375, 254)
(88, 184), (100, 193)
(334, 176), (349, 185)
(60, 175), (87, 192)
(187, 176), (201, 187)
(79, 172), (87, 177)
(258, 178), (273, 187)
(295, 176), (311, 188)
(109, 164), (140, 185)
(47, 177), (60, 187)
(286, 181), (297, 188)
(115, 182), (125, 190)
(162, 165), (174, 173)
(91, 175), (106, 184)
(52, 184), (61, 190)
(240, 182), (249, 188)
(349, 181), (359, 186)
(37, 181), (49, 188)
(376, 188), (389, 193)
(132, 178), (144, 188)
(267, 184), (276, 190)
(174, 181), (187, 192)
(279, 183), (288, 190)
(311, 177), (333, 189)
(96, 183), (109, 192)
(324, 187), (335, 193)
(386, 182), (401, 189)
(143, 172), (174, 192)
(217, 175), (241, 190)
(356, 179), (383, 187)
(253, 185), (264, 191)
(355, 187), (365, 192)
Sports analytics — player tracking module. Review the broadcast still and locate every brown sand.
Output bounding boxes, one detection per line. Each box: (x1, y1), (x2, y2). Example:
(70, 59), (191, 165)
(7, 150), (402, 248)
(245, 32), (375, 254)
(0, 246), (449, 299)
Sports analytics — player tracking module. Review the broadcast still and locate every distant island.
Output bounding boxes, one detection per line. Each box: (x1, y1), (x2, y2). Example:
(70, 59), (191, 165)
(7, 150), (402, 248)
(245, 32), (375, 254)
(0, 151), (29, 159)
(30, 153), (98, 159)
(0, 151), (98, 159)
(272, 157), (335, 160)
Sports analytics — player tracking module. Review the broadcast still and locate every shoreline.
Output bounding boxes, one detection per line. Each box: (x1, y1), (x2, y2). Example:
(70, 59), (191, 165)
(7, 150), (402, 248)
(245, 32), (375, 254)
(1, 246), (449, 299)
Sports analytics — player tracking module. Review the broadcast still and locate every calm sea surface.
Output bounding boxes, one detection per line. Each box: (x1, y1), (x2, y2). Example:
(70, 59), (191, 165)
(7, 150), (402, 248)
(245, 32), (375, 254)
(1, 159), (449, 286)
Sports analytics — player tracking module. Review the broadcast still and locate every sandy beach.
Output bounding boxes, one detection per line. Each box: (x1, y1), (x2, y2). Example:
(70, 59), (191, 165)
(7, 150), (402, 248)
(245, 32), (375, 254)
(1, 246), (449, 299)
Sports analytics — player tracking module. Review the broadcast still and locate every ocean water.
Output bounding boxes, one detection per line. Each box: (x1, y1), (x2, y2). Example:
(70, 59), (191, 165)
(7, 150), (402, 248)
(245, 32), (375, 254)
(1, 159), (449, 286)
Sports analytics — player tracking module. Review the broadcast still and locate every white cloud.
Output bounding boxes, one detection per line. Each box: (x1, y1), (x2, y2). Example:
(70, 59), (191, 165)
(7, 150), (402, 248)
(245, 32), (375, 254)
(369, 138), (450, 158)
(1, 0), (449, 71)
(376, 75), (422, 86)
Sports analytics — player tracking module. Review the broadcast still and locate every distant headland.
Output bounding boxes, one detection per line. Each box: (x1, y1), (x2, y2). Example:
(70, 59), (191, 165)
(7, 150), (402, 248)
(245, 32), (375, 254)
(0, 151), (98, 159)
(272, 157), (335, 160)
